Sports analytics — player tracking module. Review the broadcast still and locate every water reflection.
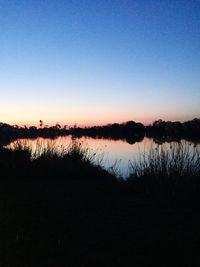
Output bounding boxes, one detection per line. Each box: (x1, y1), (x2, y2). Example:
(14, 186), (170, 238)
(6, 136), (199, 177)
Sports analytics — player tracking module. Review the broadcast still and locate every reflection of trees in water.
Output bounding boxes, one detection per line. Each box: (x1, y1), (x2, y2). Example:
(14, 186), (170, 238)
(72, 134), (145, 145)
(146, 118), (200, 143)
(153, 136), (200, 146)
(125, 135), (144, 144)
(0, 118), (200, 147)
(153, 136), (182, 145)
(0, 137), (15, 147)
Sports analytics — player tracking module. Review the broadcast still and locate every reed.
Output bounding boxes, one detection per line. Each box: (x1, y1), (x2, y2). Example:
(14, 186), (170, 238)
(128, 142), (200, 198)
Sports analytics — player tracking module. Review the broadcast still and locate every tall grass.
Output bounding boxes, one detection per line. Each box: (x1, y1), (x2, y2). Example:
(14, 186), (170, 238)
(2, 138), (118, 182)
(128, 142), (200, 199)
(129, 142), (200, 178)
(6, 138), (66, 158)
(6, 138), (112, 172)
(3, 139), (200, 195)
(66, 139), (97, 164)
(4, 138), (103, 170)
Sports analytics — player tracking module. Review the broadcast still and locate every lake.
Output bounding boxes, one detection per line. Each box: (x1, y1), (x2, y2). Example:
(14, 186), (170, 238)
(6, 136), (199, 178)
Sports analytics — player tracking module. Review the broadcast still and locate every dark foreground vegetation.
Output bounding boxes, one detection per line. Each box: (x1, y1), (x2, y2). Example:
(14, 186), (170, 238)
(0, 141), (200, 266)
(0, 117), (200, 146)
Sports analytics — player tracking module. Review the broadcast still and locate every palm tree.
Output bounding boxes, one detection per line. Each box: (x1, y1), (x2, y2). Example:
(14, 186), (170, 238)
(39, 120), (43, 127)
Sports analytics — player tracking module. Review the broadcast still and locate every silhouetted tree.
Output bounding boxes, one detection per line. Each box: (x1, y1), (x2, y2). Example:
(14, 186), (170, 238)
(39, 120), (43, 127)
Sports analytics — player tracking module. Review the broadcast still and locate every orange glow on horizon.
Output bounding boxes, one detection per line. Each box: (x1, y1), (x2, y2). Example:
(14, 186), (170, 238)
(1, 101), (198, 127)
(1, 114), (196, 128)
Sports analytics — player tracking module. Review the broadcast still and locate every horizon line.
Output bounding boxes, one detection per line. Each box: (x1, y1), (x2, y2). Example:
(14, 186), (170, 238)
(1, 117), (199, 128)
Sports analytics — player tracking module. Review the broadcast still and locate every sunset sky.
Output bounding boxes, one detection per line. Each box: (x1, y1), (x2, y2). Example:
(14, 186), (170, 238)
(0, 0), (200, 126)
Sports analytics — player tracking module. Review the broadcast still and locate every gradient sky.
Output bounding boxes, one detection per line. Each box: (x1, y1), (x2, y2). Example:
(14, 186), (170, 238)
(0, 0), (200, 126)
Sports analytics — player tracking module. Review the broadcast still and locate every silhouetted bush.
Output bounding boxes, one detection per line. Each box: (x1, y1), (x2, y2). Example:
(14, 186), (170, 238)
(127, 142), (200, 202)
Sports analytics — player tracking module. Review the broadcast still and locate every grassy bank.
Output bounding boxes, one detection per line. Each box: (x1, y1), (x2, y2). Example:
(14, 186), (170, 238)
(0, 141), (200, 266)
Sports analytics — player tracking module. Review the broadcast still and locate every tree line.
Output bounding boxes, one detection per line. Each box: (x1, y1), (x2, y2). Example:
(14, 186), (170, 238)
(0, 118), (199, 146)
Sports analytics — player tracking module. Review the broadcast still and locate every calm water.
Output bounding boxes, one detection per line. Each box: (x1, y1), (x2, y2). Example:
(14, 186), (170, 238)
(7, 136), (199, 177)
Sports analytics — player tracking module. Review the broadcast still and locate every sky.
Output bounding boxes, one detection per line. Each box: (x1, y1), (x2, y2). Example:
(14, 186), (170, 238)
(0, 0), (200, 126)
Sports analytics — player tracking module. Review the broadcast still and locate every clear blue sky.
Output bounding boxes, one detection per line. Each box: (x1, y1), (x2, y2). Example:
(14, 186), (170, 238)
(0, 0), (200, 126)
